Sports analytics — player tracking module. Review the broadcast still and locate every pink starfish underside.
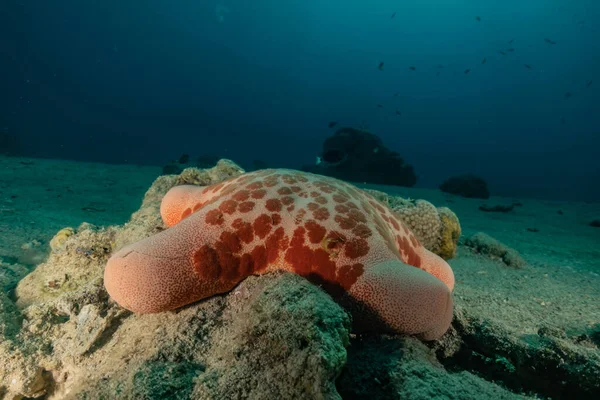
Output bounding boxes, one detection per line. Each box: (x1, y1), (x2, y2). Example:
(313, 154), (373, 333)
(105, 169), (455, 340)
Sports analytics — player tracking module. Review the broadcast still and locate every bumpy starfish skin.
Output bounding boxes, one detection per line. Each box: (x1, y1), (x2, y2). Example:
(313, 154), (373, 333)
(105, 169), (454, 340)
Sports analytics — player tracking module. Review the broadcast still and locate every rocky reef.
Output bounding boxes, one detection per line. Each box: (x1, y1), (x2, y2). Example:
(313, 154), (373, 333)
(303, 127), (417, 187)
(440, 175), (490, 199)
(464, 232), (527, 268)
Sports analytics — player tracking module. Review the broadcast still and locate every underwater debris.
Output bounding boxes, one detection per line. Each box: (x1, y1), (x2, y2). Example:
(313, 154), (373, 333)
(328, 121), (338, 128)
(81, 207), (106, 213)
(479, 204), (514, 213)
(378, 61), (384, 71)
(544, 38), (557, 45)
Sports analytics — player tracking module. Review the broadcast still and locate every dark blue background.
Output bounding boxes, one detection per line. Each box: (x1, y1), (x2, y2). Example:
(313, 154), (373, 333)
(1, 0), (598, 200)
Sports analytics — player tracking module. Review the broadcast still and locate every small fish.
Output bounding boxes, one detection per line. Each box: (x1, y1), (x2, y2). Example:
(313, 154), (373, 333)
(436, 71), (441, 77)
(475, 16), (481, 21)
(506, 48), (515, 52)
(560, 117), (566, 125)
(508, 39), (514, 44)
(378, 62), (384, 71)
(464, 69), (471, 74)
(390, 12), (396, 19)
(564, 91), (572, 99)
(481, 57), (487, 64)
(328, 121), (337, 128)
(377, 104), (383, 108)
(524, 64), (531, 69)
(395, 110), (402, 116)
(498, 50), (507, 55)
(393, 92), (399, 97)
(436, 64), (444, 69)
(544, 38), (557, 45)
(586, 80), (593, 88)
(409, 66), (416, 71)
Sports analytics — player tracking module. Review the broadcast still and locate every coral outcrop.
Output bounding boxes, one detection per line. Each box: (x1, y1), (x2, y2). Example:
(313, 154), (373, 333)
(464, 232), (527, 268)
(440, 175), (490, 199)
(365, 189), (461, 260)
(303, 127), (417, 187)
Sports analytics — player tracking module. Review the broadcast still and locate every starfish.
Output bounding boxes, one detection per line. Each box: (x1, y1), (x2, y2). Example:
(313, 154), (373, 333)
(104, 169), (454, 340)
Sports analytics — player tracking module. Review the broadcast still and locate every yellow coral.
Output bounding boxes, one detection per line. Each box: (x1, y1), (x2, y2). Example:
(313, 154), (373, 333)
(393, 200), (441, 252)
(437, 208), (461, 260)
(362, 189), (461, 260)
(49, 227), (75, 251)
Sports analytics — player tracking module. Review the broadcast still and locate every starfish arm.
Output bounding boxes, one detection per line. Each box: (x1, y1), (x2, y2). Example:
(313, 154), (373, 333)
(347, 260), (453, 340)
(105, 211), (242, 313)
(416, 247), (455, 292)
(160, 185), (208, 227)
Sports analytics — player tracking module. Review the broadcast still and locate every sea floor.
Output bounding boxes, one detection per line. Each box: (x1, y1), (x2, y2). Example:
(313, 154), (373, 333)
(1, 155), (599, 398)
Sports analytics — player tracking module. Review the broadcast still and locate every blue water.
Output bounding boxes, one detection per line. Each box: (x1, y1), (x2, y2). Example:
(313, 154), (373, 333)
(1, 0), (598, 200)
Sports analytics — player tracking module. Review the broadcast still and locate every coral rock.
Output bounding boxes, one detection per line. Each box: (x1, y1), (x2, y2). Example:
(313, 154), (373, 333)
(364, 190), (461, 260)
(440, 175), (490, 199)
(49, 227), (75, 251)
(303, 127), (417, 187)
(464, 232), (527, 268)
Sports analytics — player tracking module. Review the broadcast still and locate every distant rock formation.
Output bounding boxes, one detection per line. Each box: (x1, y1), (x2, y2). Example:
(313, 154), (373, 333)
(440, 175), (490, 199)
(303, 127), (417, 187)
